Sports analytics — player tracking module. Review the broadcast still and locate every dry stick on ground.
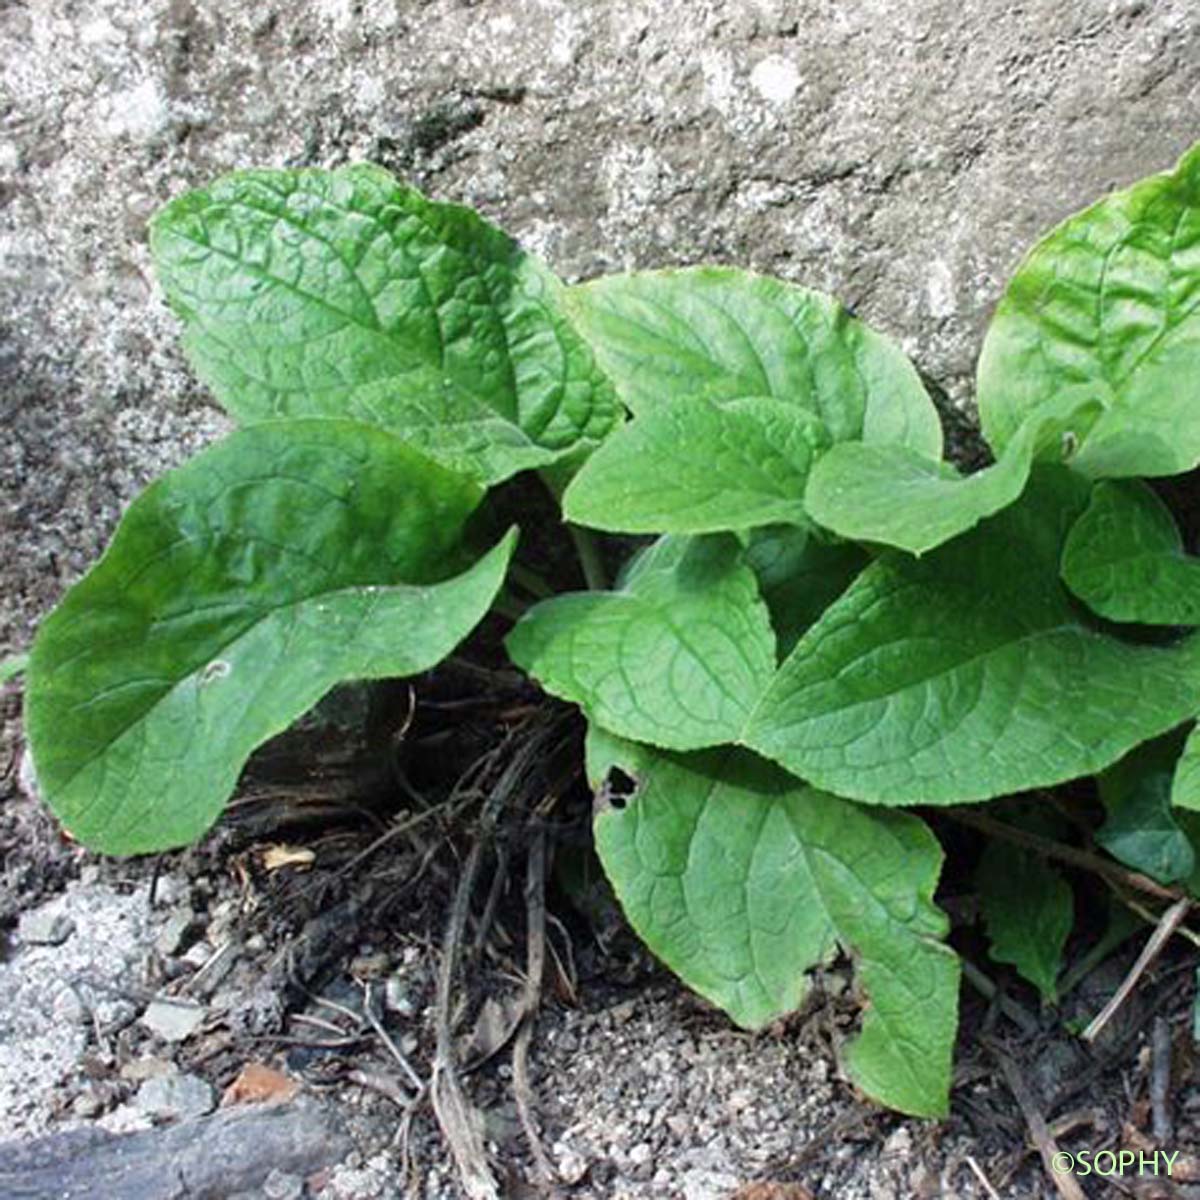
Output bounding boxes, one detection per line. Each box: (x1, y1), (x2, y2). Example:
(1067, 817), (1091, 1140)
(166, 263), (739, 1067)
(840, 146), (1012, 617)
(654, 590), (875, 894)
(989, 1043), (1088, 1200)
(512, 816), (558, 1187)
(947, 809), (1186, 903)
(430, 716), (563, 1200)
(1082, 897), (1191, 1043)
(1150, 1015), (1174, 1144)
(964, 1154), (1003, 1200)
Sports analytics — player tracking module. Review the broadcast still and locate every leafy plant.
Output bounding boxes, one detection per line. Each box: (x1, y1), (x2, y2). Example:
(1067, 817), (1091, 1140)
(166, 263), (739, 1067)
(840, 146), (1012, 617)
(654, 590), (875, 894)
(20, 148), (1200, 1119)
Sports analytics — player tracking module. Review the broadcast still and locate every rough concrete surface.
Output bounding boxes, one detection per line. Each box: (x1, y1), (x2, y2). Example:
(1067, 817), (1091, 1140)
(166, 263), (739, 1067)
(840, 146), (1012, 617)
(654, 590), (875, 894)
(3, 0), (1200, 649)
(4, 1), (1200, 1196)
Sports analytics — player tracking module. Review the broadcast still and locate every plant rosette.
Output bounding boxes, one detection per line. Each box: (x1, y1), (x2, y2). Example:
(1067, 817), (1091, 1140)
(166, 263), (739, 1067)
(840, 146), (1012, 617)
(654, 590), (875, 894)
(22, 148), (1200, 1119)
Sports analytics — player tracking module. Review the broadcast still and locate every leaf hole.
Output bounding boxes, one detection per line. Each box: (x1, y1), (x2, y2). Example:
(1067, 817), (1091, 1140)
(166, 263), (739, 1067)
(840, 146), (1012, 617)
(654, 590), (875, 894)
(601, 766), (640, 810)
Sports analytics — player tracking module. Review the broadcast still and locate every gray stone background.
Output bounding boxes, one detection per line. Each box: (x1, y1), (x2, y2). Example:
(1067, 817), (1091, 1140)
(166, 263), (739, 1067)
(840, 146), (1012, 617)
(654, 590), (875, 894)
(2, 0), (1197, 653)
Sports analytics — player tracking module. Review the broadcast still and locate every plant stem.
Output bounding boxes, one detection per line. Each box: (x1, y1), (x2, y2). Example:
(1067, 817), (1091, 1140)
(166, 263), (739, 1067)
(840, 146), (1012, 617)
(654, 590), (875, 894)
(508, 563), (555, 600)
(567, 524), (607, 591)
(959, 957), (1040, 1036)
(945, 808), (1186, 903)
(492, 591), (529, 622)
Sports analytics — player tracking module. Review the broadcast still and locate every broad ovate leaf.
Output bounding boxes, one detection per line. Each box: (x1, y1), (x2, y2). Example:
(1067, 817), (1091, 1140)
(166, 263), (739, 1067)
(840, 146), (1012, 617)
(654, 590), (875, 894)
(506, 536), (774, 750)
(978, 142), (1200, 478)
(566, 267), (942, 455)
(977, 841), (1072, 1002)
(587, 736), (959, 1118)
(744, 469), (1200, 805)
(805, 395), (1099, 555)
(26, 420), (516, 854)
(562, 396), (819, 534)
(152, 165), (619, 485)
(1062, 479), (1200, 625)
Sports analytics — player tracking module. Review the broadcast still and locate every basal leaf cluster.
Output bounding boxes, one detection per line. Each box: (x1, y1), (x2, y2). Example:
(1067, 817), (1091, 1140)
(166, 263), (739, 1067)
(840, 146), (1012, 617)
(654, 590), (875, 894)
(22, 148), (1200, 1120)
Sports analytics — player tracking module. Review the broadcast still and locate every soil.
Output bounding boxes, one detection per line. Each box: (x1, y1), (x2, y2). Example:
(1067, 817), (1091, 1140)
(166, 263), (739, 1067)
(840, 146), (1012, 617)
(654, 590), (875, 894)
(4, 2), (1200, 1197)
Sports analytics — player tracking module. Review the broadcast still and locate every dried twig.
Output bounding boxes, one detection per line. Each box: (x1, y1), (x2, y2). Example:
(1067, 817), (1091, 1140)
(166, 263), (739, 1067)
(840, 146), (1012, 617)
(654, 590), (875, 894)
(947, 809), (1185, 902)
(964, 1154), (1003, 1200)
(1083, 898), (1190, 1043)
(430, 717), (563, 1200)
(990, 1043), (1087, 1200)
(1150, 1014), (1173, 1144)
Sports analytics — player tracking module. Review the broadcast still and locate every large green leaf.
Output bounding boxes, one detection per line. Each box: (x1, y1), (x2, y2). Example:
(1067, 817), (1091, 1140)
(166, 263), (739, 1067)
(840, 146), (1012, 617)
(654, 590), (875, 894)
(506, 536), (774, 750)
(977, 841), (1072, 1002)
(805, 395), (1099, 555)
(1062, 479), (1200, 625)
(562, 396), (820, 534)
(26, 421), (516, 855)
(978, 142), (1200, 478)
(152, 165), (619, 485)
(566, 267), (942, 454)
(587, 734), (959, 1118)
(743, 469), (1200, 805)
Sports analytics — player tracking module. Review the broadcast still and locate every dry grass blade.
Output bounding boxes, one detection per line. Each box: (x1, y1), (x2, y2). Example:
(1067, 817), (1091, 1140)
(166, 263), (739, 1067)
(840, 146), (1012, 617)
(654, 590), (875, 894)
(1083, 897), (1191, 1043)
(512, 821), (556, 1186)
(430, 715), (564, 1200)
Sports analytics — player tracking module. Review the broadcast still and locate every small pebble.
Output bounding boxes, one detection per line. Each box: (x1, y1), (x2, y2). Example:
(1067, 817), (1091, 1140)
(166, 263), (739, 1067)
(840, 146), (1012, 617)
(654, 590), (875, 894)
(140, 997), (205, 1042)
(261, 1168), (304, 1200)
(154, 908), (196, 956)
(136, 1071), (215, 1122)
(18, 906), (75, 946)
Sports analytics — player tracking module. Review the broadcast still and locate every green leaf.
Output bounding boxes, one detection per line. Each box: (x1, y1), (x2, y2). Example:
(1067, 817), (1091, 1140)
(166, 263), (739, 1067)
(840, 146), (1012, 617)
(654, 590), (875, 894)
(1172, 723), (1200, 814)
(566, 267), (942, 454)
(506, 536), (774, 750)
(1098, 734), (1197, 885)
(978, 142), (1200, 479)
(1062, 480), (1200, 625)
(743, 469), (1200, 805)
(589, 736), (959, 1118)
(562, 396), (819, 534)
(743, 525), (868, 658)
(152, 165), (619, 485)
(26, 420), (516, 855)
(0, 654), (28, 684)
(977, 841), (1072, 1002)
(805, 395), (1099, 555)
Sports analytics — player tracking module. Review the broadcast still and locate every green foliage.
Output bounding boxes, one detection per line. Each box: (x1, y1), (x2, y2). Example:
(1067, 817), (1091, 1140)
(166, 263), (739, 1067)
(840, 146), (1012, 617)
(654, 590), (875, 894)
(587, 731), (959, 1117)
(977, 840), (1073, 1003)
(23, 149), (1200, 1118)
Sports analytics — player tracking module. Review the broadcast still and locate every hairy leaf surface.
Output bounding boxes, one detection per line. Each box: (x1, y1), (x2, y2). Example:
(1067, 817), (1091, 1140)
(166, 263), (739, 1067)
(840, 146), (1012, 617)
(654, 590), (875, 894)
(566, 268), (941, 454)
(743, 470), (1200, 804)
(26, 421), (516, 854)
(978, 143), (1200, 478)
(587, 735), (959, 1117)
(1062, 480), (1200, 625)
(152, 165), (619, 484)
(506, 537), (774, 750)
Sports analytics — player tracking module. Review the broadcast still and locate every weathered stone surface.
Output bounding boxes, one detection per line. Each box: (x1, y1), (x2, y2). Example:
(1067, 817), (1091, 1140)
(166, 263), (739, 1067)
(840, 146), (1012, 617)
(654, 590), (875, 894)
(2, 0), (1198, 648)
